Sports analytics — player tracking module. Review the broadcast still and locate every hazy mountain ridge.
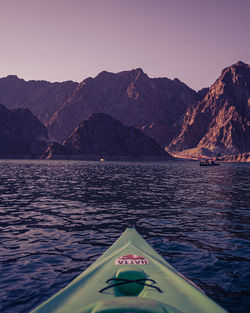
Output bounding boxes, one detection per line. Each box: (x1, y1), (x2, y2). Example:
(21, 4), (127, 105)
(0, 75), (77, 124)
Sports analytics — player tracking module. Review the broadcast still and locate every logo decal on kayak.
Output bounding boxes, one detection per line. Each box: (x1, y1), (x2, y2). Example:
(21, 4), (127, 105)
(115, 254), (148, 265)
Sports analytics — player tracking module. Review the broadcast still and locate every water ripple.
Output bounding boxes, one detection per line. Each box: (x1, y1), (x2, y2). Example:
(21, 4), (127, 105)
(0, 160), (249, 312)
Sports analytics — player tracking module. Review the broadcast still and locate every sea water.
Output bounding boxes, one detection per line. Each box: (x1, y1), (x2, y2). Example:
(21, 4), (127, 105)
(0, 160), (249, 313)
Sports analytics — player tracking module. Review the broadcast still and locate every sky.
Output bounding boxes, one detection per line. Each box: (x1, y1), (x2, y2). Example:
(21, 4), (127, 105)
(0, 0), (249, 91)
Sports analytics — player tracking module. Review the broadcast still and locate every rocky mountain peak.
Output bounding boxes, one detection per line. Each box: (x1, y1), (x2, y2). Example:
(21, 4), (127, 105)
(132, 68), (147, 80)
(95, 70), (115, 80)
(220, 60), (249, 85)
(80, 112), (123, 129)
(94, 68), (147, 82)
(168, 61), (250, 156)
(200, 61), (250, 114)
(6, 75), (20, 80)
(45, 113), (170, 159)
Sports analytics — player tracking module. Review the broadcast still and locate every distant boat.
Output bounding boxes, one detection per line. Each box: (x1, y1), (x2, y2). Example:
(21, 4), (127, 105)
(100, 158), (105, 162)
(200, 159), (220, 166)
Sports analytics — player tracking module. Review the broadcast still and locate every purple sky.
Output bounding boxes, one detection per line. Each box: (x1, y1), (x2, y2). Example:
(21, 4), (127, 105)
(0, 0), (249, 90)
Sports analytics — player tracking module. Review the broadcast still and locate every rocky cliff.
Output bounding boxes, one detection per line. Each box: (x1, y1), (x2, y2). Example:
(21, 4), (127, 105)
(46, 69), (198, 144)
(0, 75), (77, 124)
(0, 103), (48, 156)
(45, 113), (170, 159)
(167, 61), (250, 156)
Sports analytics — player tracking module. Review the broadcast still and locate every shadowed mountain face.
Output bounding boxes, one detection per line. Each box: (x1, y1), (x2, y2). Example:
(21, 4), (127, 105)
(46, 69), (199, 144)
(0, 75), (77, 124)
(168, 61), (250, 156)
(45, 113), (170, 159)
(0, 103), (48, 156)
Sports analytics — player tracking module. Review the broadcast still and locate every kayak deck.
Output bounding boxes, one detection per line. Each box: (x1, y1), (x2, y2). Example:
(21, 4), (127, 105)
(31, 227), (228, 313)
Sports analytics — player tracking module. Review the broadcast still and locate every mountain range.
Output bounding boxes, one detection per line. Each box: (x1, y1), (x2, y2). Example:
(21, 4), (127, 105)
(0, 61), (249, 160)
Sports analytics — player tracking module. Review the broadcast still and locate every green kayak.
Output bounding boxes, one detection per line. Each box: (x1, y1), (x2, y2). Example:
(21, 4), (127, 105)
(31, 227), (228, 313)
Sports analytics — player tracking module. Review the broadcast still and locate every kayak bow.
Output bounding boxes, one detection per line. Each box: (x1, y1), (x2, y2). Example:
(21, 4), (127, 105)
(31, 227), (228, 313)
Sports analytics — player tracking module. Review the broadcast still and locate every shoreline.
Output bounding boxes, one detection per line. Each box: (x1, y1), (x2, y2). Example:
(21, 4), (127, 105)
(0, 155), (249, 162)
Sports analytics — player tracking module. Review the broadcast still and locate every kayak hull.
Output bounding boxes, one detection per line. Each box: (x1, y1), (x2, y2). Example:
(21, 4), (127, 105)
(31, 227), (228, 313)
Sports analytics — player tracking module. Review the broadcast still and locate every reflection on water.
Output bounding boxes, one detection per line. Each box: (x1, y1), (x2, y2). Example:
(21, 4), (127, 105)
(0, 160), (249, 313)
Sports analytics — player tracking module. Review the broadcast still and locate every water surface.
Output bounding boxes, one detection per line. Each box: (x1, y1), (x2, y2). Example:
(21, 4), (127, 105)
(0, 160), (249, 312)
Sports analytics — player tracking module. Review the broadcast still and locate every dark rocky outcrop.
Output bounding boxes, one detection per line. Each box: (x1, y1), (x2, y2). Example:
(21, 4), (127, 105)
(167, 61), (250, 157)
(46, 69), (198, 144)
(44, 113), (171, 160)
(0, 75), (77, 124)
(0, 103), (48, 157)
